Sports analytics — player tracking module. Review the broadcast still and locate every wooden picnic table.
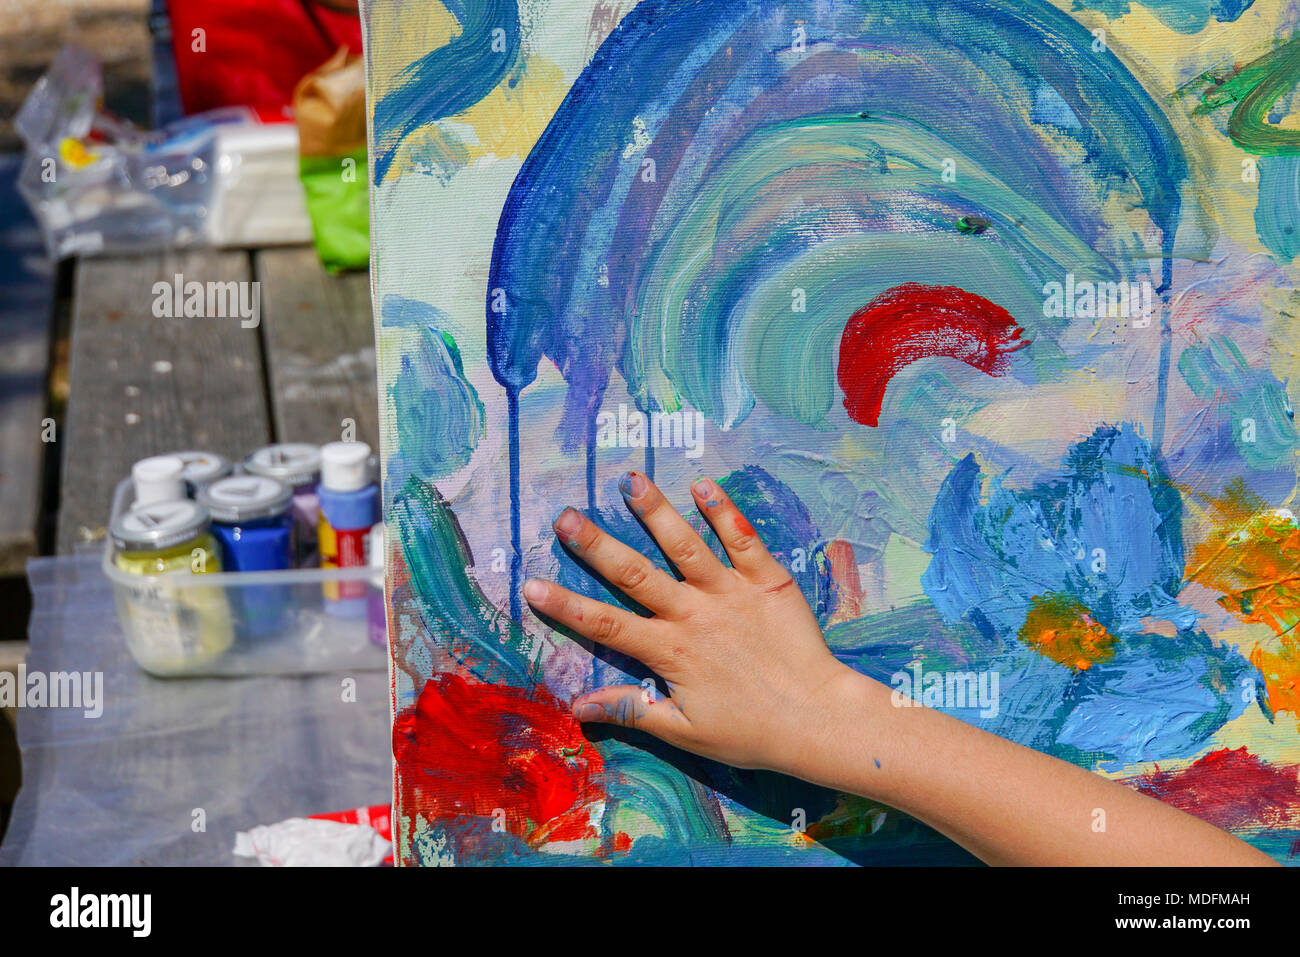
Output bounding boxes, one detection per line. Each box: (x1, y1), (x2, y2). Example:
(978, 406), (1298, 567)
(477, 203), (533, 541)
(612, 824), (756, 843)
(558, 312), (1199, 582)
(54, 246), (378, 554)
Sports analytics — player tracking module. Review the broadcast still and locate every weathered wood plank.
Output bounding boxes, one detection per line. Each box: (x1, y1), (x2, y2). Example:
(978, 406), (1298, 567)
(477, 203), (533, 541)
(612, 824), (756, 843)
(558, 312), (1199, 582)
(254, 247), (378, 449)
(0, 154), (55, 574)
(55, 249), (272, 554)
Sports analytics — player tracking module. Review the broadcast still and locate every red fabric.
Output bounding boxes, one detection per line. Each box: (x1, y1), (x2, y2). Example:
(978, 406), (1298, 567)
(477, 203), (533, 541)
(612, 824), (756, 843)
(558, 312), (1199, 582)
(166, 0), (362, 119)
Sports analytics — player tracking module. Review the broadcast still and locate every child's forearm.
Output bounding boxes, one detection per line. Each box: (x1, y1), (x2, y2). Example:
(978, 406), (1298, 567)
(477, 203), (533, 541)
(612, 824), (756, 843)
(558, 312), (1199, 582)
(788, 669), (1278, 867)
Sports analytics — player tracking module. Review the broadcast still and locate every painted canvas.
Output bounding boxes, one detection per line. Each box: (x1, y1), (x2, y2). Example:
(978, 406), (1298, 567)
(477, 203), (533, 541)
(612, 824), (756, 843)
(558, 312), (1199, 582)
(363, 0), (1300, 865)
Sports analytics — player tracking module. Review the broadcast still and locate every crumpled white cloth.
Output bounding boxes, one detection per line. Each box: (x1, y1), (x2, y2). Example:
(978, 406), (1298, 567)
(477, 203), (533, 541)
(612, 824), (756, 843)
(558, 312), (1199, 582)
(233, 817), (391, 867)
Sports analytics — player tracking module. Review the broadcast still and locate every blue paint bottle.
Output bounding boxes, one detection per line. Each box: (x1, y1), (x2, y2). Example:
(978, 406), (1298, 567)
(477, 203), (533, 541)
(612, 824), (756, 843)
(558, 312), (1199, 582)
(198, 474), (294, 638)
(318, 442), (380, 618)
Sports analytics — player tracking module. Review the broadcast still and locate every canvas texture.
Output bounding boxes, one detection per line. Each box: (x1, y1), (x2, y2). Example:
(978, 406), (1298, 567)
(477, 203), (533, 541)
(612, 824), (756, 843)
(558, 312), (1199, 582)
(363, 0), (1300, 865)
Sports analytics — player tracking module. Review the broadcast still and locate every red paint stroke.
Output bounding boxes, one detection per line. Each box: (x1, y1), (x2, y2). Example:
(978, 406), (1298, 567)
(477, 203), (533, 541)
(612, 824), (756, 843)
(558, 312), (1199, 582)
(824, 539), (864, 621)
(837, 283), (1028, 427)
(1124, 747), (1300, 833)
(393, 672), (609, 850)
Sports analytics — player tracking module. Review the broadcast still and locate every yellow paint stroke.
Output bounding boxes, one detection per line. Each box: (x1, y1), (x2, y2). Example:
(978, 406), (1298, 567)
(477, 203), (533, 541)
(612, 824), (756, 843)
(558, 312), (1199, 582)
(1018, 593), (1118, 671)
(367, 1), (570, 182)
(1186, 479), (1300, 716)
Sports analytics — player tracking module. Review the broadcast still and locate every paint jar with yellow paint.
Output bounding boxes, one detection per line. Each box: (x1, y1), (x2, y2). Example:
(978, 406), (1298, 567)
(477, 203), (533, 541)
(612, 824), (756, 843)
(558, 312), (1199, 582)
(109, 500), (234, 676)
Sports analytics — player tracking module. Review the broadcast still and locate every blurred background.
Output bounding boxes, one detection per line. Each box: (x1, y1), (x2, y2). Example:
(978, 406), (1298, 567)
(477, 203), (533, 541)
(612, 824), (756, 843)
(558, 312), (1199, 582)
(0, 0), (377, 849)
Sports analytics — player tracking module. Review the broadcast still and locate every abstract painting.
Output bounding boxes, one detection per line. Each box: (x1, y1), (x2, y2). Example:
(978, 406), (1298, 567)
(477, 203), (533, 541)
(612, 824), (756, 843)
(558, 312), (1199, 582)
(363, 0), (1300, 864)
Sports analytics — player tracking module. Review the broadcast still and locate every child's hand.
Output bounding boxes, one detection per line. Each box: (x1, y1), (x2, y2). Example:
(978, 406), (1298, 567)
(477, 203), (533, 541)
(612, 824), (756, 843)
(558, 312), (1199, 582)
(523, 473), (1279, 866)
(523, 471), (852, 773)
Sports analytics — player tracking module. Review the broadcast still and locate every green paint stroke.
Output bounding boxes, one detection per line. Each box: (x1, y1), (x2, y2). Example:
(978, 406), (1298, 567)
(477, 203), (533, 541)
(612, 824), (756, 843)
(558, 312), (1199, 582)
(1191, 35), (1300, 155)
(391, 477), (537, 686)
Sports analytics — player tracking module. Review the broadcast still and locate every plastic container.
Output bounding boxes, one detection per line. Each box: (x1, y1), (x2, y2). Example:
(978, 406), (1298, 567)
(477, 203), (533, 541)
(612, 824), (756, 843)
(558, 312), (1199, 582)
(103, 478), (385, 677)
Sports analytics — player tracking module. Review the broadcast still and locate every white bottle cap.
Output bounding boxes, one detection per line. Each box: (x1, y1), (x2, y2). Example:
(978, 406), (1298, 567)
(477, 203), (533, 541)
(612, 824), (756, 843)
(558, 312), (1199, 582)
(320, 441), (372, 493)
(132, 455), (187, 507)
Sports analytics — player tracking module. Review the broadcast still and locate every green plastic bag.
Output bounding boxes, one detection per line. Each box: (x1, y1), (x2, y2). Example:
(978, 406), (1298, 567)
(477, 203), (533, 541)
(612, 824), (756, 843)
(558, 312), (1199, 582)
(300, 147), (369, 273)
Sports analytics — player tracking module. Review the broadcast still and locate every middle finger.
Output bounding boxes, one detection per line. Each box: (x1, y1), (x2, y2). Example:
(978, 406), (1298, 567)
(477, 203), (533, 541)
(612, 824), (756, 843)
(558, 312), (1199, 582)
(553, 506), (682, 615)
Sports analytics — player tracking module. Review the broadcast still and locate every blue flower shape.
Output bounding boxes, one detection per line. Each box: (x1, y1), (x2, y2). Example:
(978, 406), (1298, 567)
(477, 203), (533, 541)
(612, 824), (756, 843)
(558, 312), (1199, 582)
(919, 423), (1260, 766)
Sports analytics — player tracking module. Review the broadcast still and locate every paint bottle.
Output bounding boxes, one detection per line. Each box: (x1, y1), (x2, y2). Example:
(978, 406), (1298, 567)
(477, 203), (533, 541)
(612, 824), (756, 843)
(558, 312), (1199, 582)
(110, 499), (233, 675)
(131, 455), (186, 507)
(318, 441), (379, 617)
(198, 474), (294, 638)
(243, 443), (322, 565)
(367, 521), (386, 648)
(169, 450), (233, 495)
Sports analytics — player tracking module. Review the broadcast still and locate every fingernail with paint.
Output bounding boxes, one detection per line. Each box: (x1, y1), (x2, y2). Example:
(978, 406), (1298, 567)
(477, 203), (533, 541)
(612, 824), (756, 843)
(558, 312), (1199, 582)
(553, 506), (583, 540)
(523, 579), (547, 603)
(574, 701), (605, 721)
(692, 477), (716, 500)
(619, 470), (647, 499)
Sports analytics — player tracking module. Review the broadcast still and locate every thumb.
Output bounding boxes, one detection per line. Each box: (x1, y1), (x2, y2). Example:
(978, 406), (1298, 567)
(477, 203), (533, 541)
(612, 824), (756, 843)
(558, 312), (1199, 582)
(572, 684), (690, 740)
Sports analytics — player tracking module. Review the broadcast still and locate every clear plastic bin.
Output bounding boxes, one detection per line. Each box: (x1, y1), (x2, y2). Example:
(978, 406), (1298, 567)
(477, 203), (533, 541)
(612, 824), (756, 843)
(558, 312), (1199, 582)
(102, 479), (386, 677)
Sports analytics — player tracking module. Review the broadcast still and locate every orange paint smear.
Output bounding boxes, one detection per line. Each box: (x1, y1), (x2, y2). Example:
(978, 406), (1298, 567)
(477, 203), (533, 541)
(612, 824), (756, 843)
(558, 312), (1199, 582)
(1017, 593), (1117, 672)
(732, 513), (757, 539)
(1185, 480), (1300, 717)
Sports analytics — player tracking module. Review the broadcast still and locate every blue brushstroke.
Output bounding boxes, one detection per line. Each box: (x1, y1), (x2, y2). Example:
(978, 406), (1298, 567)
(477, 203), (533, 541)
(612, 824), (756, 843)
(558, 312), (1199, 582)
(1069, 0), (1257, 33)
(1257, 156), (1300, 261)
(1178, 333), (1298, 475)
(381, 296), (484, 502)
(371, 0), (523, 183)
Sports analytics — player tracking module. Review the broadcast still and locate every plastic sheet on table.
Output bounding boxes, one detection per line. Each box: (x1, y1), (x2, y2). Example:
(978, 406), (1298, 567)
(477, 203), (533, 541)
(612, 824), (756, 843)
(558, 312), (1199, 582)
(0, 555), (390, 866)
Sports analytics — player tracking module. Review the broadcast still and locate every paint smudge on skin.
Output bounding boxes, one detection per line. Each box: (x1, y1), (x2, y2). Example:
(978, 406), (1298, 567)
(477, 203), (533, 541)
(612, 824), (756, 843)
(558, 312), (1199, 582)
(1018, 593), (1118, 672)
(393, 672), (617, 852)
(1124, 747), (1300, 833)
(837, 283), (1028, 427)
